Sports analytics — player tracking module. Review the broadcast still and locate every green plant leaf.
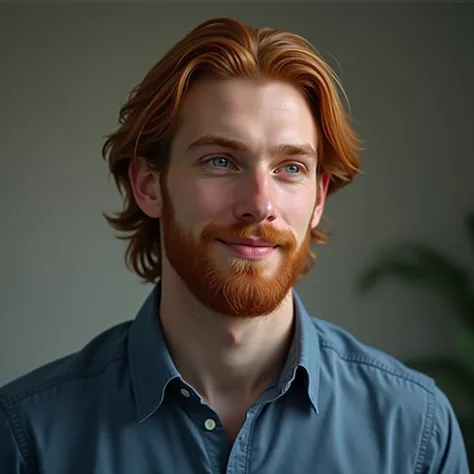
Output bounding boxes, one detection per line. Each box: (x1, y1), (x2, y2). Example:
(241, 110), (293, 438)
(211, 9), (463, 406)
(467, 212), (474, 256)
(358, 243), (474, 330)
(358, 257), (428, 291)
(456, 331), (474, 375)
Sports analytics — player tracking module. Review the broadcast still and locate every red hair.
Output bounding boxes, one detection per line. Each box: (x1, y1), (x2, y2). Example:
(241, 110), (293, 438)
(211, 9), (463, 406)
(102, 17), (362, 283)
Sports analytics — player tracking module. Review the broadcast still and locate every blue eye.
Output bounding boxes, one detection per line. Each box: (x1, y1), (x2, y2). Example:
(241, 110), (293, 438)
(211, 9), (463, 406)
(210, 156), (231, 168)
(284, 164), (301, 174)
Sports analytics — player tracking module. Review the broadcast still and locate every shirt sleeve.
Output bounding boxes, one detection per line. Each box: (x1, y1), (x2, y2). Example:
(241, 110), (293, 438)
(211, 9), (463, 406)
(0, 402), (30, 474)
(423, 387), (471, 473)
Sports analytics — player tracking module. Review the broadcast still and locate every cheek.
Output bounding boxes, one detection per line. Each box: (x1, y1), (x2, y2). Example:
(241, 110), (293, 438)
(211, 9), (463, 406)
(279, 191), (316, 233)
(174, 181), (234, 222)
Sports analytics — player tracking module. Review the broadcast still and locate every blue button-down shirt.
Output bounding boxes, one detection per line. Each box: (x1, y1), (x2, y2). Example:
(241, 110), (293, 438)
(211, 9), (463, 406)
(0, 284), (469, 473)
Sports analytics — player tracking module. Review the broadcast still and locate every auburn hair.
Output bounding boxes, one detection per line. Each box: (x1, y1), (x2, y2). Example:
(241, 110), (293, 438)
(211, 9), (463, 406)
(102, 17), (362, 283)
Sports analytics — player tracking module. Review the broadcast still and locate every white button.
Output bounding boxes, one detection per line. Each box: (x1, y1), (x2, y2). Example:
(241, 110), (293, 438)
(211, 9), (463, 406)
(180, 388), (191, 398)
(204, 418), (216, 431)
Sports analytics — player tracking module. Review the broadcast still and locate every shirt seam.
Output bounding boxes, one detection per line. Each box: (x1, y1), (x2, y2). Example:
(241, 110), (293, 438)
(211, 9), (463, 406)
(414, 390), (436, 473)
(0, 400), (34, 474)
(0, 351), (126, 408)
(319, 340), (435, 393)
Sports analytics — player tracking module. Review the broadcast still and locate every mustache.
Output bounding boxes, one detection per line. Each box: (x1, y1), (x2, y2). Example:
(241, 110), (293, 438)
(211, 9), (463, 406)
(200, 222), (297, 249)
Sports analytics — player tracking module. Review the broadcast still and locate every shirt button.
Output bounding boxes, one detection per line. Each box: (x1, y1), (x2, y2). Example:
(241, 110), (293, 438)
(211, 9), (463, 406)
(204, 418), (216, 431)
(180, 388), (191, 398)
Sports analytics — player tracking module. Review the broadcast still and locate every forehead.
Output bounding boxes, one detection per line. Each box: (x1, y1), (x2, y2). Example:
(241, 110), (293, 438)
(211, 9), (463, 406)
(171, 78), (318, 154)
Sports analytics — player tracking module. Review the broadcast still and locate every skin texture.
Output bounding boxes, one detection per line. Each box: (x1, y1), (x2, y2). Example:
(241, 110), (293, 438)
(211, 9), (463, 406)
(129, 77), (329, 442)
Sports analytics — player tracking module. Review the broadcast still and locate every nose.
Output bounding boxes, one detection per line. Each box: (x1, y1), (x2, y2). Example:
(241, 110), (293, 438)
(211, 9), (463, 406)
(233, 170), (277, 224)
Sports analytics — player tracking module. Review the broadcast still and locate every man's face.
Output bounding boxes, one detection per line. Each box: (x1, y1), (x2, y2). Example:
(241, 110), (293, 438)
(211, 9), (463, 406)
(140, 78), (327, 317)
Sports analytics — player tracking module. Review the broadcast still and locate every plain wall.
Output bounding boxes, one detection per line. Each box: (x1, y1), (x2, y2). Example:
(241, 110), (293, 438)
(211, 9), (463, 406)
(1, 3), (473, 386)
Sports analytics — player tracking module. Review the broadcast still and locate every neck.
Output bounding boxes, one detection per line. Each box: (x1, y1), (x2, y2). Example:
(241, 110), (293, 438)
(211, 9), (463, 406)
(158, 272), (295, 405)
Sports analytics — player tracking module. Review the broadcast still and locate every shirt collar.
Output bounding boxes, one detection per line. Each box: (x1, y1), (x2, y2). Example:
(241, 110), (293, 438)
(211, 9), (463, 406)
(129, 283), (321, 422)
(128, 283), (179, 422)
(277, 291), (321, 414)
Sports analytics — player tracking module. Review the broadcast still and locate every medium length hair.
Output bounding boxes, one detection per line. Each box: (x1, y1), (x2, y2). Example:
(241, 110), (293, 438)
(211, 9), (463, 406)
(102, 17), (362, 283)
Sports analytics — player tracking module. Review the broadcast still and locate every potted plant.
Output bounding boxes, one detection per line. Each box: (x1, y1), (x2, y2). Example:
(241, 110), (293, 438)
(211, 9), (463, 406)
(357, 212), (474, 469)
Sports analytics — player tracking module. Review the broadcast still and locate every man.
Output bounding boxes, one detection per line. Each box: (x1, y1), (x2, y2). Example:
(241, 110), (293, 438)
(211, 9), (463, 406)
(0, 17), (469, 474)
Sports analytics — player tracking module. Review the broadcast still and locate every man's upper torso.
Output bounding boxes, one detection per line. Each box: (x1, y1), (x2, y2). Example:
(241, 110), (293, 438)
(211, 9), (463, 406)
(0, 285), (469, 473)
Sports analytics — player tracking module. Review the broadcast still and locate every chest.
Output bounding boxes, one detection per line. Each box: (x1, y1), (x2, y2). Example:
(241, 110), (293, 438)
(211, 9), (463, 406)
(210, 400), (252, 445)
(35, 394), (420, 474)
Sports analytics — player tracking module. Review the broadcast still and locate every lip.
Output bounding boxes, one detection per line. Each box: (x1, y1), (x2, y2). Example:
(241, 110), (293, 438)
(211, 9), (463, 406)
(218, 238), (275, 248)
(217, 238), (276, 260)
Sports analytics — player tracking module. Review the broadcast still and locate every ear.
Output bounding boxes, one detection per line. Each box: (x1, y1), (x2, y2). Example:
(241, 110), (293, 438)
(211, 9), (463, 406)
(128, 156), (163, 218)
(311, 173), (330, 229)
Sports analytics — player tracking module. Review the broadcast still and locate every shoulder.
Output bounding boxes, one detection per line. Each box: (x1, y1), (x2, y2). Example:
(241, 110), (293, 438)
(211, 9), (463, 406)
(0, 321), (133, 472)
(310, 318), (469, 472)
(0, 321), (132, 407)
(312, 316), (435, 391)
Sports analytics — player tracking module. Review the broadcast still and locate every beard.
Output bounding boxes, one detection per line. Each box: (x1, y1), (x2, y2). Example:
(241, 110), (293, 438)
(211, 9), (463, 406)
(161, 185), (311, 318)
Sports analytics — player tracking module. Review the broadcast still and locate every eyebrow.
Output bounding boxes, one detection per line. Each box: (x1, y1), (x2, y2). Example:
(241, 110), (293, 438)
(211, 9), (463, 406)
(186, 133), (317, 161)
